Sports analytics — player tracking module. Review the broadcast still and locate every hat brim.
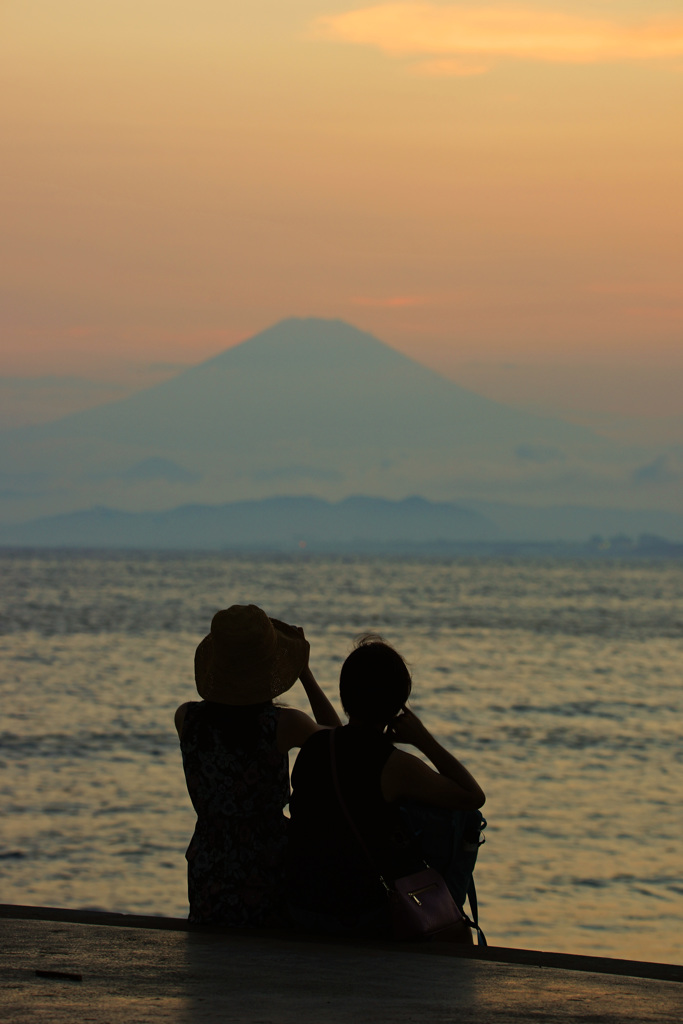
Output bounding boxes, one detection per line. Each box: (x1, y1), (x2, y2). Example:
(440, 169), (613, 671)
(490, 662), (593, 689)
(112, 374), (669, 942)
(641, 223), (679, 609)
(195, 617), (309, 706)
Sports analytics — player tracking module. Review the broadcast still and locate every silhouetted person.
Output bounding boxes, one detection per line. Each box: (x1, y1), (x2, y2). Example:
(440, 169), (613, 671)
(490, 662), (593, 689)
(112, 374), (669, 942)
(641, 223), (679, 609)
(175, 604), (340, 925)
(285, 634), (485, 938)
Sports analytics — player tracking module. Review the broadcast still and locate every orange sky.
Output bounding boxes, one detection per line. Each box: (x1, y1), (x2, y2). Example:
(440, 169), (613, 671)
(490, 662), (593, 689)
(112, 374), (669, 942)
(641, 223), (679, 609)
(2, 1), (682, 397)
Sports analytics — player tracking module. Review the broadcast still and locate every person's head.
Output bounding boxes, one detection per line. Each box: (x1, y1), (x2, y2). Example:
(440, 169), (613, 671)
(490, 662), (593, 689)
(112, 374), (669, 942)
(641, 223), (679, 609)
(339, 633), (412, 727)
(194, 604), (309, 705)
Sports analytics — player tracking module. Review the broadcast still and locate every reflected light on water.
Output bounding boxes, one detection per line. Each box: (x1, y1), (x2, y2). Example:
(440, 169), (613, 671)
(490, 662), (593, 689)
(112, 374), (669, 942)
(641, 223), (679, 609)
(0, 552), (681, 964)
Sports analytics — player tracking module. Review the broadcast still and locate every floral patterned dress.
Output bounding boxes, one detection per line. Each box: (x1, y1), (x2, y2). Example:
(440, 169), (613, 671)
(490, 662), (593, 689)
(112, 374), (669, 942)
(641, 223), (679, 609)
(180, 700), (289, 925)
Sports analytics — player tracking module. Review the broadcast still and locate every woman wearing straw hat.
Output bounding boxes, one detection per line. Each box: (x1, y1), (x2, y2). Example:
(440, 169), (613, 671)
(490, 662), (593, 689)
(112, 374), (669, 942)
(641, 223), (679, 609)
(175, 604), (341, 926)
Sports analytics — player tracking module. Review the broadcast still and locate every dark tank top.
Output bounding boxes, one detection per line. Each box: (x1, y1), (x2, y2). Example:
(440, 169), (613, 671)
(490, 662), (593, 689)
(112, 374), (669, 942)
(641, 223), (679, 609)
(286, 725), (420, 925)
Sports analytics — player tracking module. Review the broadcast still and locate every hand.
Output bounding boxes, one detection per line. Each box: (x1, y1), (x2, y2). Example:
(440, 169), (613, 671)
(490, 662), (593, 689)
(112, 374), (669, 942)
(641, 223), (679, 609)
(386, 706), (430, 748)
(271, 619), (310, 671)
(294, 626), (311, 674)
(271, 617), (304, 641)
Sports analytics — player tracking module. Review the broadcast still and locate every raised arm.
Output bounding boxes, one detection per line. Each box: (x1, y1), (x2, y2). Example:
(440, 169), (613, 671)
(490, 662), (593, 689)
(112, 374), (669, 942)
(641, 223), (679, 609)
(382, 707), (485, 810)
(275, 631), (340, 752)
(298, 664), (341, 727)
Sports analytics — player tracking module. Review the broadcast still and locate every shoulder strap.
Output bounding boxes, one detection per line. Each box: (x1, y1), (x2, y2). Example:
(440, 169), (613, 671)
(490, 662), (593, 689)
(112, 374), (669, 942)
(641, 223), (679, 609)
(466, 877), (487, 946)
(329, 729), (387, 883)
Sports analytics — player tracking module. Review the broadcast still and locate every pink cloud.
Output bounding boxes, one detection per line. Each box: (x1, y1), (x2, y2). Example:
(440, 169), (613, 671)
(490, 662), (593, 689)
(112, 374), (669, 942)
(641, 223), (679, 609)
(315, 5), (683, 71)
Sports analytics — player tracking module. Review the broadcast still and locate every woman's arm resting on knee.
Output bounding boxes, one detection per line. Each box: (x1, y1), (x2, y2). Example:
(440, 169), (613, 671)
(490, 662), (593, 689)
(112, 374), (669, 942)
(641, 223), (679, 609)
(382, 707), (485, 810)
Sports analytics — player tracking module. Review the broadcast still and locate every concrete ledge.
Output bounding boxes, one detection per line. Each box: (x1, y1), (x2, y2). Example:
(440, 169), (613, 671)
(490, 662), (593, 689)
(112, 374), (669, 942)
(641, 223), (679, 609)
(3, 912), (683, 1024)
(1, 902), (680, 984)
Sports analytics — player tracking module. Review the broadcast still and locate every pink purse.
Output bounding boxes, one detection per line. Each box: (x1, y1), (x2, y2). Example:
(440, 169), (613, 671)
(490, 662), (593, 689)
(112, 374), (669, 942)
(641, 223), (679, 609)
(388, 866), (464, 940)
(329, 729), (464, 941)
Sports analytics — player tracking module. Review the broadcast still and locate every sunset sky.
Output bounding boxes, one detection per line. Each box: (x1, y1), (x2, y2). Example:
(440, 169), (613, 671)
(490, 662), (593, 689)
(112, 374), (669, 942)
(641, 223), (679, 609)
(2, 0), (682, 419)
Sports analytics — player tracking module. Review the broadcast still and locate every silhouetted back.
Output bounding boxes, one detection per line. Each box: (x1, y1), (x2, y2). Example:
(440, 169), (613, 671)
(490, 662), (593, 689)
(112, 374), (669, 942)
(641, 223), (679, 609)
(286, 725), (420, 927)
(181, 700), (289, 925)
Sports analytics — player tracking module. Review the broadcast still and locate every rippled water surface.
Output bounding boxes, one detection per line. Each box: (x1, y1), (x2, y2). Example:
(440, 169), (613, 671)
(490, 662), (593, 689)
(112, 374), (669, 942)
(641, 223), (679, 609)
(1, 552), (681, 963)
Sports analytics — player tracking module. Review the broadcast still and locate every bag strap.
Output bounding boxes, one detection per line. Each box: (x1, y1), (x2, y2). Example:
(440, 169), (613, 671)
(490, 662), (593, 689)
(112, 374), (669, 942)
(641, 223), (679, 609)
(329, 728), (390, 888)
(466, 878), (487, 947)
(329, 727), (486, 945)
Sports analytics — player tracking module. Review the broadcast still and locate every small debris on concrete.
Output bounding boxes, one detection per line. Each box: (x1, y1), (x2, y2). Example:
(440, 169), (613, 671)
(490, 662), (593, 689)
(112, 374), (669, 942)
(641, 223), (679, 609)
(35, 970), (83, 982)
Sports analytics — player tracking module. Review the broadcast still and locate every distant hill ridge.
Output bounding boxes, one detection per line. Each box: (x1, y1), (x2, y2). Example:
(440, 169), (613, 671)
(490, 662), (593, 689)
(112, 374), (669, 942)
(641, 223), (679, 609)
(2, 494), (683, 548)
(0, 495), (497, 548)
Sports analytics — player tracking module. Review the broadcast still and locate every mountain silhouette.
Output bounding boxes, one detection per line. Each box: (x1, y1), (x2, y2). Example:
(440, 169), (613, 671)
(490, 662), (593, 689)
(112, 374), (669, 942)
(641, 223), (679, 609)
(0, 317), (646, 527)
(24, 317), (592, 451)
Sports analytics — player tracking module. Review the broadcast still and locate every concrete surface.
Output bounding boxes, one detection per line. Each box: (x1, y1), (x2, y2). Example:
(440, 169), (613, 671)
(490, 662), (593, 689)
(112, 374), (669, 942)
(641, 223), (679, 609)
(1, 906), (681, 1023)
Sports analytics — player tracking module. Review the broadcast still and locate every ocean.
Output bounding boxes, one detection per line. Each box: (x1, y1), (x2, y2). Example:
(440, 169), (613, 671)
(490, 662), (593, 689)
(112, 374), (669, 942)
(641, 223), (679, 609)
(1, 550), (681, 963)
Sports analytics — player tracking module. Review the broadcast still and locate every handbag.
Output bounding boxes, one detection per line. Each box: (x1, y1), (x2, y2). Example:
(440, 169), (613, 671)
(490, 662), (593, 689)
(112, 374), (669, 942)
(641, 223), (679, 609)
(329, 728), (465, 941)
(388, 866), (466, 940)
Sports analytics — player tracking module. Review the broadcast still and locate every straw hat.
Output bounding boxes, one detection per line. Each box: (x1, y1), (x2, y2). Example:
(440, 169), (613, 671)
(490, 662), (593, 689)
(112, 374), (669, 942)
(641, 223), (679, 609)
(194, 604), (309, 705)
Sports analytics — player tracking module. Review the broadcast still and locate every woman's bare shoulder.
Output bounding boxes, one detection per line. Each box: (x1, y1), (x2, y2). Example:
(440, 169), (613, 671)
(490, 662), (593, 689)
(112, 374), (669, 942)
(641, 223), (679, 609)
(174, 701), (197, 738)
(380, 747), (422, 796)
(275, 707), (327, 753)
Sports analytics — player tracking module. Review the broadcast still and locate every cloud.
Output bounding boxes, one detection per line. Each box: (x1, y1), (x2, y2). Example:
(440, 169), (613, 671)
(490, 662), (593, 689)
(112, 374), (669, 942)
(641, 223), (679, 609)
(632, 455), (679, 486)
(315, 5), (683, 72)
